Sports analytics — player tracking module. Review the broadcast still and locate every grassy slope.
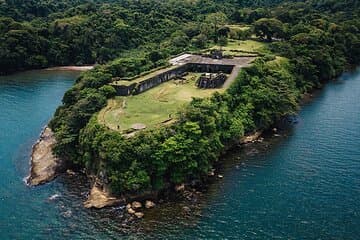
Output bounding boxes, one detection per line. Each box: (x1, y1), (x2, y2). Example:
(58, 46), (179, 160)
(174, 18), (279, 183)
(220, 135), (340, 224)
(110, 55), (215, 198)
(99, 73), (223, 131)
(210, 39), (269, 56)
(99, 38), (267, 132)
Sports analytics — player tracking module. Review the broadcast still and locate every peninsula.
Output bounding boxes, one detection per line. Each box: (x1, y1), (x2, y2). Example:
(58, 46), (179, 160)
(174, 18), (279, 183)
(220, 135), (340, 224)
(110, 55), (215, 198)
(2, 0), (357, 214)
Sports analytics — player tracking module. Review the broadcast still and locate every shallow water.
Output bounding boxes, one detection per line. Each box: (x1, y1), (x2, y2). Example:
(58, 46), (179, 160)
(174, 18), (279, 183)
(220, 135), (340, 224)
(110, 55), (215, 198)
(0, 68), (359, 239)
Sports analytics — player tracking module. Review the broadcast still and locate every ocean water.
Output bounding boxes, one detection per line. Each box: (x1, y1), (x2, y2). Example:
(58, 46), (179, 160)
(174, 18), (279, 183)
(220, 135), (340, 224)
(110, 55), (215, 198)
(0, 68), (359, 239)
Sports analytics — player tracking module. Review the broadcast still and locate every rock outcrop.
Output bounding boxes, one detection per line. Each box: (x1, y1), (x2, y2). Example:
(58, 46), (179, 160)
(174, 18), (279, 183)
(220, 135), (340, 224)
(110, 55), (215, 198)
(131, 201), (142, 210)
(83, 184), (123, 209)
(27, 127), (62, 186)
(145, 200), (155, 209)
(240, 131), (263, 144)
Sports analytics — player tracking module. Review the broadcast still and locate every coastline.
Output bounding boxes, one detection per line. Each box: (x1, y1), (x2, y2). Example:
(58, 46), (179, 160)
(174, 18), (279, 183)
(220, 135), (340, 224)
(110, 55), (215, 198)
(25, 63), (358, 210)
(25, 69), (356, 219)
(27, 127), (63, 186)
(0, 65), (95, 76)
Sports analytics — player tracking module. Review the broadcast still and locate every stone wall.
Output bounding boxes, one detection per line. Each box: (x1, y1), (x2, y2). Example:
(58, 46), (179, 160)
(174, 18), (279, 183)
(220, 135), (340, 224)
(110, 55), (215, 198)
(112, 83), (137, 96)
(134, 65), (188, 94)
(196, 73), (227, 88)
(187, 63), (234, 74)
(111, 63), (235, 96)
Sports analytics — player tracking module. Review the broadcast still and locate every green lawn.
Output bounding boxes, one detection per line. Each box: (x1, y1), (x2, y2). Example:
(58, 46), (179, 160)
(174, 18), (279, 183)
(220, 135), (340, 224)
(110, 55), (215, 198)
(99, 73), (223, 131)
(210, 39), (268, 55)
(226, 24), (251, 31)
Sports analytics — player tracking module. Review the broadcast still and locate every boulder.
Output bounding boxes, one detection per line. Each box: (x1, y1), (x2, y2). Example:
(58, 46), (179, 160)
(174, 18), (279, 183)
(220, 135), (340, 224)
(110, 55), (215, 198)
(131, 201), (142, 210)
(131, 123), (146, 130)
(66, 169), (76, 175)
(83, 185), (122, 209)
(175, 184), (185, 192)
(182, 206), (191, 214)
(240, 131), (263, 144)
(134, 212), (144, 218)
(145, 200), (155, 209)
(127, 208), (136, 214)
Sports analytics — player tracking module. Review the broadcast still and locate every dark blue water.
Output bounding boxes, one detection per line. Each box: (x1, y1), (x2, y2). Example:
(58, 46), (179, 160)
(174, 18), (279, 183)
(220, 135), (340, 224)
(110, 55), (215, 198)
(174, 68), (360, 239)
(0, 68), (359, 239)
(0, 70), (78, 238)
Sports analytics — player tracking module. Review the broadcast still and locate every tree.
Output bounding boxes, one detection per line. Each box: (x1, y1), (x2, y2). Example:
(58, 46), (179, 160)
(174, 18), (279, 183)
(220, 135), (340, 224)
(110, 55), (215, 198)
(203, 12), (228, 42)
(254, 18), (284, 41)
(191, 34), (207, 48)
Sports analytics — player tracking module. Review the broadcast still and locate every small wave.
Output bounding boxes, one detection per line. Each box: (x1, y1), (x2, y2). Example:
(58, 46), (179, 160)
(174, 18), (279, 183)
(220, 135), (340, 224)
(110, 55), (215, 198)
(22, 175), (30, 186)
(49, 193), (61, 201)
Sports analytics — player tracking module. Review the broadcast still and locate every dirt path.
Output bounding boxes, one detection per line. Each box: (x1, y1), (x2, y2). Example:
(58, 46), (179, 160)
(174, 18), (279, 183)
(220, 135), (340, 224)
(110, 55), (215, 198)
(223, 65), (242, 88)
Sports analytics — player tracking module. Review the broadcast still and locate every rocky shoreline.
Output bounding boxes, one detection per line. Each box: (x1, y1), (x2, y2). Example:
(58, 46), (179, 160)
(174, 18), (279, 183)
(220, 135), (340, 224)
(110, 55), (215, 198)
(83, 181), (124, 209)
(27, 128), (266, 208)
(27, 127), (63, 186)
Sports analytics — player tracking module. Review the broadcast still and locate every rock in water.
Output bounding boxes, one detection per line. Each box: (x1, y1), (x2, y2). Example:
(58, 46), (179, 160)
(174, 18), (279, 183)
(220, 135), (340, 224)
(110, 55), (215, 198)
(27, 127), (62, 186)
(240, 131), (263, 144)
(83, 185), (122, 209)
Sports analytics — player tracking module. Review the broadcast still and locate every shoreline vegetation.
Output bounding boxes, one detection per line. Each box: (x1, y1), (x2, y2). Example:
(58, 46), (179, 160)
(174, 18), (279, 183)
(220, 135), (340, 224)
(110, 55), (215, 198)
(2, 0), (358, 217)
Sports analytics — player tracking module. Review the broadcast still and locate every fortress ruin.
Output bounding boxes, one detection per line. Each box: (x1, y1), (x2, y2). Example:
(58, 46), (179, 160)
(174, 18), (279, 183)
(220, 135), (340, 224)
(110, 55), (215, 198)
(110, 54), (254, 96)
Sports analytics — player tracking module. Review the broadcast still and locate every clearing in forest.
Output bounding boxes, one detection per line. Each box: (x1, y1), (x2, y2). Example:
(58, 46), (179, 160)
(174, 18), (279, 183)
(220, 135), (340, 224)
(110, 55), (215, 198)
(98, 73), (223, 132)
(99, 39), (265, 133)
(210, 39), (269, 56)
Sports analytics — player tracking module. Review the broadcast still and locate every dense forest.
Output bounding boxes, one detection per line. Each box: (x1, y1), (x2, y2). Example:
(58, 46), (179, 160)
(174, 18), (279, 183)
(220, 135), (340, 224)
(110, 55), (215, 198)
(2, 0), (359, 196)
(0, 0), (291, 74)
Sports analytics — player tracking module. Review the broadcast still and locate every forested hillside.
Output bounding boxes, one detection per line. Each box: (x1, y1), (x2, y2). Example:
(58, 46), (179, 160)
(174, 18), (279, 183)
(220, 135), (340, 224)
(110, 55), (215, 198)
(44, 0), (360, 195)
(2, 0), (359, 196)
(1, 0), (324, 74)
(0, 0), (292, 74)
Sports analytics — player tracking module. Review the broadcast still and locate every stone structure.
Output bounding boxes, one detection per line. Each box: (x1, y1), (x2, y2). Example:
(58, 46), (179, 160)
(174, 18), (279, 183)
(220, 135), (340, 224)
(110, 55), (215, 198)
(110, 54), (254, 96)
(196, 73), (227, 89)
(210, 49), (223, 59)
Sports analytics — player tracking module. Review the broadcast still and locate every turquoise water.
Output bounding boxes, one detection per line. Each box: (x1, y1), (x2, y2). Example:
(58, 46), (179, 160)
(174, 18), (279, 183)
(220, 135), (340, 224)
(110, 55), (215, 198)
(0, 70), (78, 238)
(0, 68), (359, 239)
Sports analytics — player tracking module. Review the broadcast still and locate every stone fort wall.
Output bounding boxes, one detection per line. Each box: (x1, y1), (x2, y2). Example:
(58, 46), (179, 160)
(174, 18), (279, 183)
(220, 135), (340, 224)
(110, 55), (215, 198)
(112, 63), (235, 96)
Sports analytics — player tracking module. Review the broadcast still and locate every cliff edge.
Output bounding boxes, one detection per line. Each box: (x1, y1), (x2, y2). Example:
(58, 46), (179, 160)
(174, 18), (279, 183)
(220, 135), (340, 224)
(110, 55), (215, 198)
(27, 127), (61, 186)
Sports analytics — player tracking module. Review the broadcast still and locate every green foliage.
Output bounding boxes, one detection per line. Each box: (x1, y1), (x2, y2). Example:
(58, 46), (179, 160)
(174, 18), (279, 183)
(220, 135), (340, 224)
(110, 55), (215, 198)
(203, 12), (228, 42)
(191, 34), (208, 49)
(8, 0), (359, 196)
(228, 59), (298, 129)
(254, 18), (285, 41)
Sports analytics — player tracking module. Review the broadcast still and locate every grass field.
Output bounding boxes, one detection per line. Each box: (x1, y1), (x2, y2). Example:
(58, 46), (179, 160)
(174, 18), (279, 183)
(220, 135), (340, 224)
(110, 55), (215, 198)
(210, 39), (268, 55)
(226, 24), (251, 31)
(99, 73), (223, 131)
